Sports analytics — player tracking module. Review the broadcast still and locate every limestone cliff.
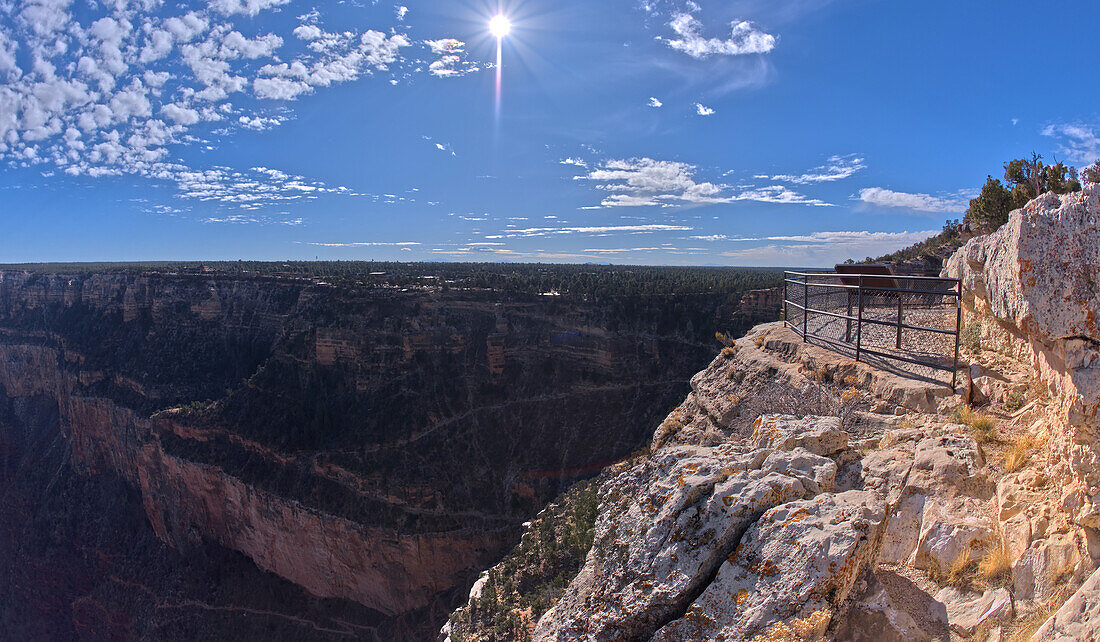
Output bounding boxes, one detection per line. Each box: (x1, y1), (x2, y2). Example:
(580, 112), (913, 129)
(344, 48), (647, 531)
(447, 185), (1100, 641)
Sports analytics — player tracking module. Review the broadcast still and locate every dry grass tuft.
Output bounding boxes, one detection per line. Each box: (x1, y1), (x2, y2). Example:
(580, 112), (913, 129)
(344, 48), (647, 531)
(754, 334), (766, 348)
(929, 550), (979, 589)
(979, 542), (1013, 587)
(1004, 434), (1039, 473)
(748, 609), (831, 641)
(721, 346), (737, 358)
(840, 388), (860, 403)
(953, 405), (998, 443)
(1006, 584), (1073, 642)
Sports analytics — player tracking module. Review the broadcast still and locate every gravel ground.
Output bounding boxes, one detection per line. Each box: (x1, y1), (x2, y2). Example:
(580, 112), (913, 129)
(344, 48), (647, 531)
(787, 295), (960, 387)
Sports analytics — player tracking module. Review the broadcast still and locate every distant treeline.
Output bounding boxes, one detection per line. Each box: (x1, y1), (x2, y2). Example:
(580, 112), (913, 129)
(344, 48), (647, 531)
(1, 261), (786, 300)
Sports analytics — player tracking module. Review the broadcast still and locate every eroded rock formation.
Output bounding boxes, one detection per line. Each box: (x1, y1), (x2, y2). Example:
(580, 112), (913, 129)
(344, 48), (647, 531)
(448, 185), (1100, 640)
(0, 269), (776, 639)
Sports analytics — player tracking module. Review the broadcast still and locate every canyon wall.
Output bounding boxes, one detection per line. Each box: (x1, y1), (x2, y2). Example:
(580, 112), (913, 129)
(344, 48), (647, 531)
(447, 185), (1100, 641)
(0, 269), (776, 639)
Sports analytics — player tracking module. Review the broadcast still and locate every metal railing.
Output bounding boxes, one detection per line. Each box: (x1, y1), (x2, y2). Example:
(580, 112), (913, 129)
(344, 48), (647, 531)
(783, 271), (962, 390)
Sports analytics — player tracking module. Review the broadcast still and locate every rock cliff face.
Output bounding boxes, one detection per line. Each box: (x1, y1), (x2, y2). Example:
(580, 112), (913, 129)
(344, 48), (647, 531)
(448, 185), (1100, 641)
(0, 269), (777, 640)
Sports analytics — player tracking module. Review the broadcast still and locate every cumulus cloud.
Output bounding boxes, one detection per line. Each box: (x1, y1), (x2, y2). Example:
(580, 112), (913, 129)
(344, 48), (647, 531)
(648, 97), (663, 108)
(238, 114), (287, 130)
(1041, 123), (1100, 164)
(0, 1), (418, 218)
(255, 29), (411, 99)
(857, 187), (967, 213)
(210, 0), (290, 17)
(663, 13), (776, 59)
(423, 38), (480, 78)
(771, 154), (865, 184)
(695, 102), (714, 116)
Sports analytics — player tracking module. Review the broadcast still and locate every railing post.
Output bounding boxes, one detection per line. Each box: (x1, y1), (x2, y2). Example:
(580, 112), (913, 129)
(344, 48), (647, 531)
(845, 289), (853, 343)
(952, 279), (962, 392)
(783, 272), (788, 330)
(896, 290), (904, 349)
(855, 275), (864, 362)
(802, 275), (809, 341)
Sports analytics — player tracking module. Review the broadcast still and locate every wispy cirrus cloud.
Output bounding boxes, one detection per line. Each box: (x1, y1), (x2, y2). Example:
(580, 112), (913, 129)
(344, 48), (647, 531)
(856, 187), (968, 213)
(488, 224), (693, 239)
(574, 158), (829, 208)
(306, 241), (421, 247)
(771, 154), (865, 184)
(1041, 122), (1100, 164)
(721, 230), (939, 266)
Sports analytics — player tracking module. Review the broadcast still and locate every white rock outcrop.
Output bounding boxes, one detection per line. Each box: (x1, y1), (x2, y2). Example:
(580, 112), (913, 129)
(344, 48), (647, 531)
(944, 186), (1100, 527)
(1034, 565), (1100, 640)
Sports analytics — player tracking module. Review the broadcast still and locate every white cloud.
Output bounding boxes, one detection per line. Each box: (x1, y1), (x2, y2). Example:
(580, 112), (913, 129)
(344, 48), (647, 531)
(771, 154), (865, 184)
(163, 13), (209, 42)
(293, 24), (323, 41)
(1041, 122), (1100, 164)
(560, 157), (587, 168)
(256, 30), (411, 98)
(664, 13), (776, 59)
(238, 114), (286, 130)
(161, 103), (201, 125)
(140, 29), (174, 64)
(209, 0), (290, 17)
(695, 102), (714, 116)
(423, 38), (480, 78)
(648, 97), (663, 108)
(732, 185), (830, 206)
(396, 6), (409, 21)
(253, 77), (311, 100)
(307, 241), (421, 247)
(578, 157), (828, 208)
(498, 224), (693, 238)
(857, 187), (967, 213)
(720, 230), (939, 266)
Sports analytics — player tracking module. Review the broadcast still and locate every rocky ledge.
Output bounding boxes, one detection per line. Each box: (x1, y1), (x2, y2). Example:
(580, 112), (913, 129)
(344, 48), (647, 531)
(447, 184), (1100, 640)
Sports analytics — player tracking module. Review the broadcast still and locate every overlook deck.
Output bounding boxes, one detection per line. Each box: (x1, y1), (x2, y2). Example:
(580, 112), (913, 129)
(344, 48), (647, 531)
(783, 268), (962, 389)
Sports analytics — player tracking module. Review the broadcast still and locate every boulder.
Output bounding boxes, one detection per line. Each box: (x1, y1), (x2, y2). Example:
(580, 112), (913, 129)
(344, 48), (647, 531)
(933, 586), (1013, 636)
(1034, 565), (1100, 641)
(651, 491), (886, 642)
(532, 442), (836, 641)
(751, 414), (848, 457)
(1012, 531), (1084, 602)
(913, 496), (995, 572)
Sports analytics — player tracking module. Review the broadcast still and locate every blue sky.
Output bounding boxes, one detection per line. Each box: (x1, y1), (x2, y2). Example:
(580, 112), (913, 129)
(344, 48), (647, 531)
(2, 0), (1099, 265)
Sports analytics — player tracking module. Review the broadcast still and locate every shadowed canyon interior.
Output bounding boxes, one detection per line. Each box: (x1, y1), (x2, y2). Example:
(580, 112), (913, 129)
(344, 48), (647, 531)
(0, 267), (780, 640)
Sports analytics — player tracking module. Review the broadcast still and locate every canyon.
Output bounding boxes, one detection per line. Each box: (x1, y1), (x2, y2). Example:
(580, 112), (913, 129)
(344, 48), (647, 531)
(0, 267), (780, 640)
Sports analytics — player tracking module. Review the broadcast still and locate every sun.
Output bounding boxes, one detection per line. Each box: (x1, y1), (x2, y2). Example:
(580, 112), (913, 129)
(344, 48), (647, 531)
(489, 14), (511, 39)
